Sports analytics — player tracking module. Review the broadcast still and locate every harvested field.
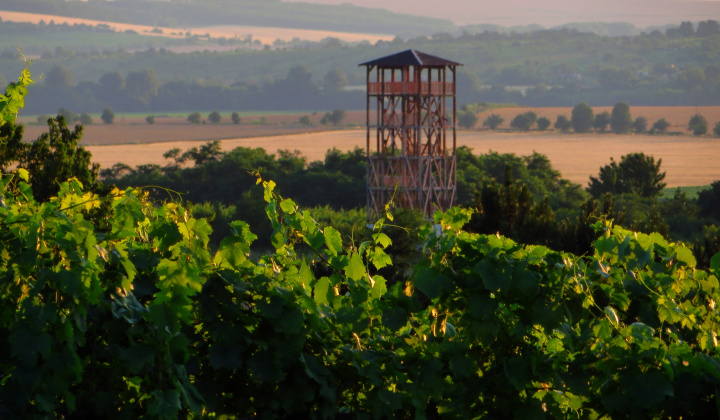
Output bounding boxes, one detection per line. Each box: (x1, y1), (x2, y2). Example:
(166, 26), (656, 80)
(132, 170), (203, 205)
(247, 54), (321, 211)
(86, 130), (720, 188)
(0, 10), (392, 45)
(19, 112), (367, 146)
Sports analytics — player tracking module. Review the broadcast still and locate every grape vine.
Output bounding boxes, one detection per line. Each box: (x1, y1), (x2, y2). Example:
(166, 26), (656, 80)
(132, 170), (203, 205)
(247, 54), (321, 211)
(2, 67), (720, 419)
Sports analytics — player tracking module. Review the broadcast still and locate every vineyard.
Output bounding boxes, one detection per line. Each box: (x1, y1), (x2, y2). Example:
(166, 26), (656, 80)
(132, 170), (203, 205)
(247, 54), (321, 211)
(4, 67), (720, 418)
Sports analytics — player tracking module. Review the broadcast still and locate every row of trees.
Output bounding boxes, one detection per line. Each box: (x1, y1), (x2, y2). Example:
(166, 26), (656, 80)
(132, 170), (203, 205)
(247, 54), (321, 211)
(460, 102), (720, 136)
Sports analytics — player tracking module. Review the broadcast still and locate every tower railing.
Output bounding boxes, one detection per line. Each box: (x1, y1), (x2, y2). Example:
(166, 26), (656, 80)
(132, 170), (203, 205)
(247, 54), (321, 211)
(367, 81), (455, 95)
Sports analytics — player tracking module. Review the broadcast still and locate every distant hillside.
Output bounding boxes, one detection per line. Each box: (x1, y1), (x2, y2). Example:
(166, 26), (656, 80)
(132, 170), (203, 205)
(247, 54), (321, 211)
(284, 0), (720, 28)
(0, 0), (456, 37)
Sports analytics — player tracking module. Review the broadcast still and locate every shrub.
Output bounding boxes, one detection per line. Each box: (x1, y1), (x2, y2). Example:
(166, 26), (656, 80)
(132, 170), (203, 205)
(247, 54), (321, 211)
(146, 115), (155, 124)
(714, 121), (720, 137)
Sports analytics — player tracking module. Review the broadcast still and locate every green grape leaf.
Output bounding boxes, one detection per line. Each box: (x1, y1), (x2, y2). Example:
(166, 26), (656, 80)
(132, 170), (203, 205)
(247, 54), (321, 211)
(314, 276), (332, 306)
(17, 168), (29, 182)
(711, 252), (720, 273)
(675, 245), (696, 268)
(279, 198), (296, 214)
(345, 252), (365, 281)
(324, 226), (342, 256)
(414, 266), (451, 299)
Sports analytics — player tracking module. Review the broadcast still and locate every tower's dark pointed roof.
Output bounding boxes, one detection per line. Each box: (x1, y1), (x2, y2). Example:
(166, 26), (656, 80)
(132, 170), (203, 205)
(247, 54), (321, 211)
(359, 49), (462, 68)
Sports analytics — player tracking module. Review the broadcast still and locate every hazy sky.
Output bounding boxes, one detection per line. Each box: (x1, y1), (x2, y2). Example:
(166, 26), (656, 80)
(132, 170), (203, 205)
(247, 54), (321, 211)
(285, 0), (720, 28)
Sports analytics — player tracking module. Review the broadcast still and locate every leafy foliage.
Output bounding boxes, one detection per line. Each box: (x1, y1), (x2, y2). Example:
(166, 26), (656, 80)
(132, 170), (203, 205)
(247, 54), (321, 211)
(0, 58), (32, 127)
(588, 153), (667, 198)
(21, 115), (100, 202)
(2, 172), (720, 418)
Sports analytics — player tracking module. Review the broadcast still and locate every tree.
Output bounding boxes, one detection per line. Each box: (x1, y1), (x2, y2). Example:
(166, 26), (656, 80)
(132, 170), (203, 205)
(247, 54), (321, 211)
(651, 118), (670, 134)
(323, 69), (348, 93)
(79, 112), (93, 125)
(208, 110), (222, 124)
(632, 116), (648, 133)
(679, 21), (695, 37)
(231, 112), (241, 125)
(125, 68), (159, 103)
(99, 71), (125, 91)
(587, 152), (666, 198)
(181, 140), (224, 166)
(570, 102), (594, 133)
(45, 65), (73, 88)
(457, 108), (478, 129)
(689, 114), (708, 135)
(482, 114), (503, 130)
(510, 111), (537, 131)
(697, 20), (720, 37)
(698, 181), (720, 220)
(58, 107), (77, 123)
(554, 115), (571, 132)
(146, 115), (155, 124)
(609, 102), (632, 134)
(714, 121), (720, 137)
(21, 115), (100, 202)
(593, 111), (610, 132)
(187, 112), (202, 124)
(536, 117), (551, 131)
(101, 107), (114, 124)
(298, 115), (311, 126)
(320, 110), (346, 125)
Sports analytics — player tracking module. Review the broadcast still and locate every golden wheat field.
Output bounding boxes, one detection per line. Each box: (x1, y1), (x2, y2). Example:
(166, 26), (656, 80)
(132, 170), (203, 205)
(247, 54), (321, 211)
(19, 107), (720, 188)
(82, 130), (720, 188)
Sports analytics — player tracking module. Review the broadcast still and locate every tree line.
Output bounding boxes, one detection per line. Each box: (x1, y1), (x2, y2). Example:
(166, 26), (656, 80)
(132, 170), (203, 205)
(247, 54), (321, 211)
(459, 102), (720, 136)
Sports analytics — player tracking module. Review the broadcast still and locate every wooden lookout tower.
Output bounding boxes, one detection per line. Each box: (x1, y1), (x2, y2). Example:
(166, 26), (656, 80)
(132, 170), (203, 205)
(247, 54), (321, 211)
(360, 49), (462, 220)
